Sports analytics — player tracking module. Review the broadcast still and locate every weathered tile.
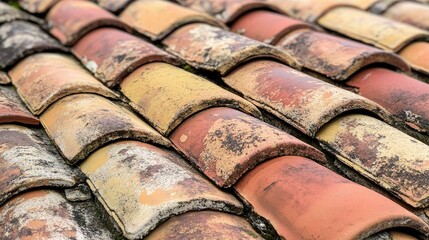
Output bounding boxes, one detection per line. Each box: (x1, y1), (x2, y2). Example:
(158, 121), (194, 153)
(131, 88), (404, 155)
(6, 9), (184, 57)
(120, 62), (261, 136)
(383, 1), (429, 31)
(223, 60), (391, 137)
(231, 10), (314, 44)
(0, 87), (39, 125)
(170, 107), (326, 188)
(73, 28), (180, 87)
(317, 114), (429, 208)
(347, 68), (429, 133)
(235, 156), (429, 239)
(120, 0), (225, 41)
(400, 41), (429, 75)
(40, 94), (170, 165)
(80, 141), (242, 239)
(163, 23), (298, 75)
(9, 53), (118, 115)
(0, 124), (79, 205)
(317, 7), (429, 52)
(18, 0), (60, 14)
(0, 190), (115, 239)
(47, 0), (131, 46)
(146, 211), (262, 240)
(0, 71), (11, 85)
(0, 2), (43, 24)
(0, 21), (67, 69)
(96, 0), (132, 13)
(276, 29), (410, 80)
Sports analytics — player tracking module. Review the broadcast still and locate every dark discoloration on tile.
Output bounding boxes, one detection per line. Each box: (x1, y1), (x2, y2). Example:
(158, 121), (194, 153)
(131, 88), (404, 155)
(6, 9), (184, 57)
(235, 156), (429, 239)
(0, 2), (43, 24)
(170, 107), (326, 188)
(120, 62), (261, 136)
(317, 114), (429, 208)
(400, 41), (429, 75)
(96, 0), (133, 13)
(9, 53), (118, 115)
(0, 21), (67, 69)
(73, 28), (180, 87)
(223, 60), (392, 137)
(80, 141), (243, 239)
(47, 0), (131, 46)
(163, 23), (299, 75)
(40, 94), (170, 165)
(0, 124), (80, 205)
(120, 0), (225, 41)
(383, 1), (429, 31)
(0, 87), (39, 125)
(277, 29), (410, 80)
(18, 0), (60, 14)
(146, 211), (263, 239)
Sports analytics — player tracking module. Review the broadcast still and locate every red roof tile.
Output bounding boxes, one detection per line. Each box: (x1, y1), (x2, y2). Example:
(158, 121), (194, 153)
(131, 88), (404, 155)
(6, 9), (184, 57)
(0, 87), (38, 125)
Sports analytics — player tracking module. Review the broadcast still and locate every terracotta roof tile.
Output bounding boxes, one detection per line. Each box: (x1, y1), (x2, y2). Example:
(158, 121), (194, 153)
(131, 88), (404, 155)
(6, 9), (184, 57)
(40, 93), (170, 164)
(18, 0), (60, 14)
(0, 21), (67, 69)
(72, 28), (180, 87)
(80, 141), (243, 239)
(46, 0), (131, 46)
(170, 107), (326, 187)
(400, 41), (429, 75)
(0, 86), (39, 125)
(120, 62), (261, 136)
(223, 60), (392, 137)
(146, 211), (263, 239)
(163, 23), (299, 75)
(317, 114), (429, 208)
(96, 0), (132, 13)
(235, 156), (429, 239)
(383, 1), (429, 31)
(0, 71), (11, 85)
(0, 2), (43, 25)
(0, 124), (80, 205)
(9, 53), (118, 115)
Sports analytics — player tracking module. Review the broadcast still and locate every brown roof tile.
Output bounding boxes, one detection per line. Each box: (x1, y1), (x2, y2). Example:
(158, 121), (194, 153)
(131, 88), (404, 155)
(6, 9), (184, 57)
(72, 28), (180, 87)
(80, 141), (242, 239)
(400, 41), (429, 75)
(18, 0), (60, 14)
(170, 107), (326, 187)
(383, 1), (429, 31)
(0, 2), (43, 25)
(0, 87), (39, 125)
(40, 93), (170, 164)
(120, 62), (261, 136)
(9, 53), (118, 115)
(235, 156), (429, 239)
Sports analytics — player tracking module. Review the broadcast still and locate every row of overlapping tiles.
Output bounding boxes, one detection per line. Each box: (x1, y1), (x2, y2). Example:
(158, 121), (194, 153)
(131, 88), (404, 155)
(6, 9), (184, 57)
(0, 0), (429, 239)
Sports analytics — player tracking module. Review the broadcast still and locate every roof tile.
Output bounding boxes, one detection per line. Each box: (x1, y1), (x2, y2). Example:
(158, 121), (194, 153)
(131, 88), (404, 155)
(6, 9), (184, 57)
(0, 2), (43, 25)
(399, 41), (429, 75)
(235, 156), (429, 239)
(316, 114), (429, 208)
(383, 1), (429, 31)
(0, 21), (67, 69)
(0, 71), (11, 85)
(0, 124), (79, 205)
(80, 141), (243, 239)
(40, 93), (170, 164)
(96, 0), (132, 13)
(46, 0), (131, 46)
(119, 0), (225, 41)
(163, 23), (299, 75)
(146, 211), (263, 239)
(223, 60), (392, 137)
(0, 87), (39, 125)
(18, 0), (60, 14)
(120, 62), (261, 136)
(170, 107), (326, 188)
(72, 28), (180, 87)
(9, 53), (118, 115)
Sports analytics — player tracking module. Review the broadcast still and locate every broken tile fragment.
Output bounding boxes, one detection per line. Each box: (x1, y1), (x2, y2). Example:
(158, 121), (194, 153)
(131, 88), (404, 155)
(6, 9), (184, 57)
(235, 156), (429, 239)
(73, 28), (180, 87)
(400, 41), (429, 75)
(40, 94), (170, 165)
(120, 62), (261, 136)
(170, 107), (326, 188)
(9, 53), (118, 115)
(80, 141), (243, 239)
(0, 2), (43, 24)
(18, 0), (60, 14)
(383, 1), (429, 31)
(0, 87), (39, 125)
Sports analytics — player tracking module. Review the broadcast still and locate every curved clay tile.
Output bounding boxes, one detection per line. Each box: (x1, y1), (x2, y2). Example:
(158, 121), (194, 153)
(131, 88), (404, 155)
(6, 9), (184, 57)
(40, 93), (171, 165)
(0, 87), (39, 125)
(9, 53), (118, 115)
(163, 23), (299, 75)
(96, 0), (133, 13)
(46, 0), (131, 46)
(235, 156), (429, 239)
(317, 114), (429, 208)
(400, 41), (429, 75)
(383, 1), (429, 31)
(0, 2), (43, 24)
(72, 28), (180, 87)
(18, 0), (60, 14)
(120, 62), (261, 136)
(80, 141), (243, 239)
(0, 124), (79, 205)
(223, 60), (392, 137)
(0, 21), (67, 69)
(170, 107), (326, 188)
(120, 0), (225, 41)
